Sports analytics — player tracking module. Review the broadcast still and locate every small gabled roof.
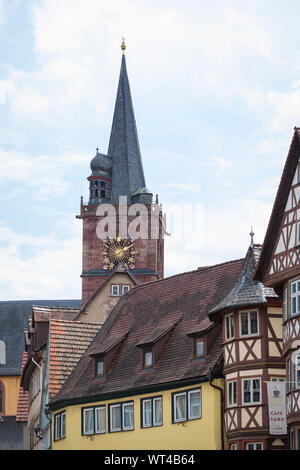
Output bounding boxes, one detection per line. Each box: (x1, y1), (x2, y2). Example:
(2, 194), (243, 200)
(136, 320), (180, 347)
(48, 319), (100, 400)
(209, 245), (277, 317)
(49, 258), (244, 410)
(74, 264), (139, 320)
(254, 127), (300, 283)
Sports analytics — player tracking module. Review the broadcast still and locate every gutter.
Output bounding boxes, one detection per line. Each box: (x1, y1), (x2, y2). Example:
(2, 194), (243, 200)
(208, 360), (225, 451)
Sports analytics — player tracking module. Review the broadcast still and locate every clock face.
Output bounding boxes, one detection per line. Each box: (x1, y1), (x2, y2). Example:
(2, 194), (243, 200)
(102, 237), (136, 271)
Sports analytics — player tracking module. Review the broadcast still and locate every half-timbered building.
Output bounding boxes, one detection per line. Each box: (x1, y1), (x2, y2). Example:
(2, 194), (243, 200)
(209, 242), (286, 450)
(254, 127), (300, 450)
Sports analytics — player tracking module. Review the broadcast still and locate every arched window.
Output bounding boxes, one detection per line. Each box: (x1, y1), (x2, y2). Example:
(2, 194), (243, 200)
(0, 340), (5, 365)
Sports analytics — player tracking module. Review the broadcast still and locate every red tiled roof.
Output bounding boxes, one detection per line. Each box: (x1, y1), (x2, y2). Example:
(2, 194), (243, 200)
(16, 352), (29, 422)
(50, 258), (244, 409)
(48, 319), (100, 400)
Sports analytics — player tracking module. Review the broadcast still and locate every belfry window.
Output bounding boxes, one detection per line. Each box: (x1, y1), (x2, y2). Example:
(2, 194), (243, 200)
(100, 190), (106, 198)
(95, 189), (99, 197)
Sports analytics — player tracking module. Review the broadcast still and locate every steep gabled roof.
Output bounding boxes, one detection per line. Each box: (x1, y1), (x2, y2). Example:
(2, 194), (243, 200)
(209, 245), (277, 316)
(48, 319), (100, 400)
(49, 258), (244, 410)
(254, 127), (300, 283)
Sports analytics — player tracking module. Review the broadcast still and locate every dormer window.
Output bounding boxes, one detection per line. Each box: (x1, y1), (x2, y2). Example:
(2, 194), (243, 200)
(95, 358), (104, 377)
(195, 339), (204, 358)
(144, 349), (153, 368)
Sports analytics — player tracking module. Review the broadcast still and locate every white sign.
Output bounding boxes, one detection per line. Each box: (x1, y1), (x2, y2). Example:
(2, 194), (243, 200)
(267, 381), (287, 435)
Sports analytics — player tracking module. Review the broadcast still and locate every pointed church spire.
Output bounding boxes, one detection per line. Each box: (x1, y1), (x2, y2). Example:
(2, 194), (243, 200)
(107, 41), (152, 204)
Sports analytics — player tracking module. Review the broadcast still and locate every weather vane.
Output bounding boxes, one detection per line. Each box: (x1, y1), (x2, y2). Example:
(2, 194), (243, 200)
(250, 226), (255, 247)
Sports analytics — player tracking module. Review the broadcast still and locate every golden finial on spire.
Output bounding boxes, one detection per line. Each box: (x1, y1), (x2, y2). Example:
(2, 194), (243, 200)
(121, 36), (126, 55)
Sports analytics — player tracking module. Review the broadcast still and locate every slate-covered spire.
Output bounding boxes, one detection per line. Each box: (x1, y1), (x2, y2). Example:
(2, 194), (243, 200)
(209, 244), (278, 316)
(107, 42), (152, 204)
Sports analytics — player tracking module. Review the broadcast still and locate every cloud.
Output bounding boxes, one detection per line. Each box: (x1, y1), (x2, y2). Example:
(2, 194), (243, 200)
(204, 156), (233, 171)
(0, 220), (81, 300)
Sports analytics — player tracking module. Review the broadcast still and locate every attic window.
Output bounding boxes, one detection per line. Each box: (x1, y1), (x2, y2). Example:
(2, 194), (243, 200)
(144, 349), (153, 368)
(195, 339), (204, 358)
(111, 285), (120, 296)
(122, 285), (130, 295)
(95, 358), (104, 377)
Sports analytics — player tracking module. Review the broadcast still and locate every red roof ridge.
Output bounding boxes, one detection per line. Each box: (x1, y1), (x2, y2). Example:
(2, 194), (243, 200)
(125, 257), (244, 294)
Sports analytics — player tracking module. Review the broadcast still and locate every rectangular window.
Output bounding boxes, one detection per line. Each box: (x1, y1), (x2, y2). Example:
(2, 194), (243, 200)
(290, 280), (300, 316)
(227, 380), (237, 407)
(230, 443), (238, 450)
(296, 222), (300, 246)
(245, 442), (263, 450)
(283, 286), (287, 321)
(54, 411), (66, 440)
(287, 358), (290, 393)
(292, 351), (300, 390)
(173, 388), (201, 423)
(96, 359), (104, 377)
(195, 339), (204, 358)
(122, 285), (130, 295)
(95, 407), (106, 434)
(144, 349), (153, 368)
(100, 190), (106, 198)
(239, 310), (259, 337)
(82, 406), (106, 435)
(242, 378), (261, 405)
(225, 314), (234, 340)
(109, 402), (134, 433)
(111, 284), (120, 296)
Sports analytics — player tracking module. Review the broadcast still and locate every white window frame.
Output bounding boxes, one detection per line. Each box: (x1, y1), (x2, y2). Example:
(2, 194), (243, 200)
(141, 396), (162, 428)
(122, 402), (134, 431)
(227, 380), (237, 407)
(287, 358), (291, 393)
(96, 359), (104, 376)
(230, 443), (238, 450)
(173, 389), (201, 423)
(290, 279), (300, 316)
(111, 284), (120, 296)
(54, 411), (66, 440)
(195, 339), (204, 358)
(296, 221), (300, 246)
(225, 314), (234, 341)
(292, 350), (300, 390)
(109, 402), (134, 433)
(95, 406), (106, 434)
(83, 408), (94, 435)
(283, 285), (287, 322)
(242, 378), (261, 405)
(153, 397), (163, 426)
(110, 404), (122, 432)
(144, 350), (153, 368)
(188, 389), (201, 420)
(239, 310), (259, 337)
(245, 442), (263, 450)
(122, 285), (130, 295)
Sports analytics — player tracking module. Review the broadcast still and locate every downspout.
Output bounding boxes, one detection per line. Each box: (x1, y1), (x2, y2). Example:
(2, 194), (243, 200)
(208, 362), (225, 451)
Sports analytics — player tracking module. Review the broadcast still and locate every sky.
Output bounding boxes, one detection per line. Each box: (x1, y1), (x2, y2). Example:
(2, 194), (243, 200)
(1, 0), (300, 300)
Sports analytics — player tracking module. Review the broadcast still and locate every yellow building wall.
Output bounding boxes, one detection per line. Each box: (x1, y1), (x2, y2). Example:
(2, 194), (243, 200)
(0, 376), (20, 416)
(52, 381), (223, 450)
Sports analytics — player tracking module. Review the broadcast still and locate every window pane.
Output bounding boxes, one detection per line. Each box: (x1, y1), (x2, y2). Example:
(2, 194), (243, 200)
(61, 412), (66, 437)
(123, 403), (133, 430)
(84, 409), (94, 435)
(95, 407), (105, 433)
(292, 297), (297, 315)
(110, 405), (121, 431)
(297, 429), (300, 451)
(189, 391), (201, 419)
(250, 311), (258, 334)
(97, 360), (104, 376)
(240, 313), (248, 335)
(243, 380), (251, 403)
(145, 351), (153, 367)
(153, 398), (162, 426)
(253, 379), (260, 402)
(175, 394), (186, 421)
(196, 340), (204, 357)
(143, 400), (152, 427)
(55, 414), (61, 439)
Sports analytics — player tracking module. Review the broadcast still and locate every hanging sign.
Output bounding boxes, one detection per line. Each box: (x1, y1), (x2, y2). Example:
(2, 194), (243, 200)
(267, 381), (287, 435)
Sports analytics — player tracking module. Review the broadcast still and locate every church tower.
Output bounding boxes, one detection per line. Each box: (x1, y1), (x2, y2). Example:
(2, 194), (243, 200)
(77, 41), (165, 305)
